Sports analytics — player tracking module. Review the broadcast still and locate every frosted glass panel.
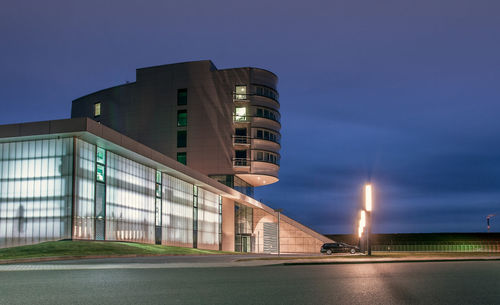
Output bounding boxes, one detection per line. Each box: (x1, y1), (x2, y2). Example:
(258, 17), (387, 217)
(198, 188), (220, 246)
(0, 138), (73, 248)
(162, 174), (193, 245)
(73, 139), (95, 240)
(105, 151), (155, 243)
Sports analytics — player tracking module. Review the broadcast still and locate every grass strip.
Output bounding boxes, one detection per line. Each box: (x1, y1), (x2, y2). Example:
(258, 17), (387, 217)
(0, 240), (235, 260)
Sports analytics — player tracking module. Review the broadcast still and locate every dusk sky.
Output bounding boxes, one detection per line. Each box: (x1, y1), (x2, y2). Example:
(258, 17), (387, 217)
(1, 0), (499, 234)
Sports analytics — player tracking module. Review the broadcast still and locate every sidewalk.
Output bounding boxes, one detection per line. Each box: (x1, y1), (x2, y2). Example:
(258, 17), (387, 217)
(1, 253), (500, 272)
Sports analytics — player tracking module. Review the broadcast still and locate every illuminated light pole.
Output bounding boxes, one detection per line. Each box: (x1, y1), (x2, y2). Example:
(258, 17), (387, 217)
(358, 210), (366, 252)
(365, 184), (373, 256)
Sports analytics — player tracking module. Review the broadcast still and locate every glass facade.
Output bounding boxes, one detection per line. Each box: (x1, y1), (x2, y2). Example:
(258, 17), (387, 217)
(0, 138), (73, 247)
(0, 136), (222, 249)
(197, 188), (220, 246)
(105, 151), (155, 243)
(74, 139), (95, 240)
(235, 203), (253, 235)
(235, 203), (253, 252)
(162, 174), (193, 246)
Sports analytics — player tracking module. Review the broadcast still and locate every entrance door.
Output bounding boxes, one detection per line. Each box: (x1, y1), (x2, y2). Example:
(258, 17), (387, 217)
(242, 235), (251, 252)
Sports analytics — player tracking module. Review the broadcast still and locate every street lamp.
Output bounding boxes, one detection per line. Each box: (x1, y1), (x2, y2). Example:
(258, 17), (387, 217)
(358, 210), (366, 252)
(365, 184), (373, 256)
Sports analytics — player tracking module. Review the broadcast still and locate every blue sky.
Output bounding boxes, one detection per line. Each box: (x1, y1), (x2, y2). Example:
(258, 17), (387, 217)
(1, 0), (499, 233)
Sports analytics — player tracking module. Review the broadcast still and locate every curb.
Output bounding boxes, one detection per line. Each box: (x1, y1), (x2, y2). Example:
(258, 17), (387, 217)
(280, 257), (500, 266)
(0, 253), (243, 265)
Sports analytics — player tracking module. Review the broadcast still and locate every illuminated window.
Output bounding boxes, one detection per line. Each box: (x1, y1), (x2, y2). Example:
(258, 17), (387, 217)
(96, 164), (105, 182)
(177, 110), (187, 127)
(235, 85), (247, 100)
(177, 89), (187, 105)
(234, 107), (247, 122)
(94, 102), (101, 117)
(177, 152), (187, 165)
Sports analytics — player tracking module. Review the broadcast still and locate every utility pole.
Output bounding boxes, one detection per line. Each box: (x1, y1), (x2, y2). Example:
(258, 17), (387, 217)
(487, 214), (496, 232)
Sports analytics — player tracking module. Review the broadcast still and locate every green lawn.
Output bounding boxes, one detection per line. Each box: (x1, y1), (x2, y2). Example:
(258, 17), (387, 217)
(0, 240), (236, 261)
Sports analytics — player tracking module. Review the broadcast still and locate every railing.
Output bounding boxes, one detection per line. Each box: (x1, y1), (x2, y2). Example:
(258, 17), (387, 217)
(233, 115), (250, 122)
(233, 158), (250, 167)
(372, 243), (500, 252)
(233, 93), (249, 101)
(254, 112), (281, 123)
(233, 92), (280, 104)
(233, 136), (250, 145)
(254, 159), (280, 166)
(254, 132), (281, 144)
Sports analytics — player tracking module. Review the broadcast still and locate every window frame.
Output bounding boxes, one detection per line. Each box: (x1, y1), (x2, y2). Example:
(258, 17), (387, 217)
(94, 102), (101, 117)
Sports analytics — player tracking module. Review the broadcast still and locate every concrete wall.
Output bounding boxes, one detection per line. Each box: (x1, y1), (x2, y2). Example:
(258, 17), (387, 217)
(221, 197), (235, 252)
(279, 219), (325, 253)
(252, 207), (329, 254)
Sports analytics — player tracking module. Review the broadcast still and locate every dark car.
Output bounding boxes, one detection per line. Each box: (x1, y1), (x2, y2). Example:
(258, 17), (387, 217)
(320, 242), (360, 255)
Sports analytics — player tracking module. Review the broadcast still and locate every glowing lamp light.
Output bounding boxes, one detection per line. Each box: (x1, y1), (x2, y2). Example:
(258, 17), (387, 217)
(360, 210), (366, 228)
(365, 184), (373, 212)
(358, 225), (364, 238)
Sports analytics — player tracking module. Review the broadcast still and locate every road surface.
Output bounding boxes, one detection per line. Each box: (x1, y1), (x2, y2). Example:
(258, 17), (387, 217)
(0, 260), (498, 304)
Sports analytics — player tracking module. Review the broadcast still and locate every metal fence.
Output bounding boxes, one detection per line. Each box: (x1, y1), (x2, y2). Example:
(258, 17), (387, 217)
(372, 243), (500, 252)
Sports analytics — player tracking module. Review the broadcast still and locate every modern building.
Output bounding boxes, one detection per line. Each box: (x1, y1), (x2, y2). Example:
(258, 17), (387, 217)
(0, 118), (331, 252)
(71, 60), (282, 197)
(0, 60), (332, 253)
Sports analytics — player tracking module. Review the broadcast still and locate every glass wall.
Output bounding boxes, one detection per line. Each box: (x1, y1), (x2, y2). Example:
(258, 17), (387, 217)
(0, 138), (73, 248)
(105, 151), (155, 243)
(235, 203), (253, 234)
(74, 139), (95, 240)
(162, 174), (193, 246)
(197, 188), (220, 246)
(235, 203), (253, 252)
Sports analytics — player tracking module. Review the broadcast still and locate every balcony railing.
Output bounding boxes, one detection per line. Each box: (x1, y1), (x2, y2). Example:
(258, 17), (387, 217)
(233, 93), (249, 101)
(233, 115), (250, 122)
(233, 158), (250, 167)
(233, 136), (251, 145)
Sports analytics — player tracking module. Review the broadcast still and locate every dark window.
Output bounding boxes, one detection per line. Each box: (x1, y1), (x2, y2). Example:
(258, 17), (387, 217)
(235, 150), (247, 159)
(177, 152), (187, 165)
(235, 128), (247, 136)
(257, 130), (263, 138)
(177, 130), (187, 147)
(256, 108), (263, 117)
(177, 110), (187, 127)
(177, 89), (187, 105)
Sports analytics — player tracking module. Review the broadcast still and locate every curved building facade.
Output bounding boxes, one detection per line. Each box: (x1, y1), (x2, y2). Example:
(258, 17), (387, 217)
(71, 60), (281, 196)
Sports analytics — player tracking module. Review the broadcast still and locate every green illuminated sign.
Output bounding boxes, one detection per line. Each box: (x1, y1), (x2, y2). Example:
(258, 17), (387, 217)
(97, 147), (106, 165)
(96, 164), (105, 182)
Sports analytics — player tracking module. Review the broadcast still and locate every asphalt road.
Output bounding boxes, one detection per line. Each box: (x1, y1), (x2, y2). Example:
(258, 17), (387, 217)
(1, 261), (499, 305)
